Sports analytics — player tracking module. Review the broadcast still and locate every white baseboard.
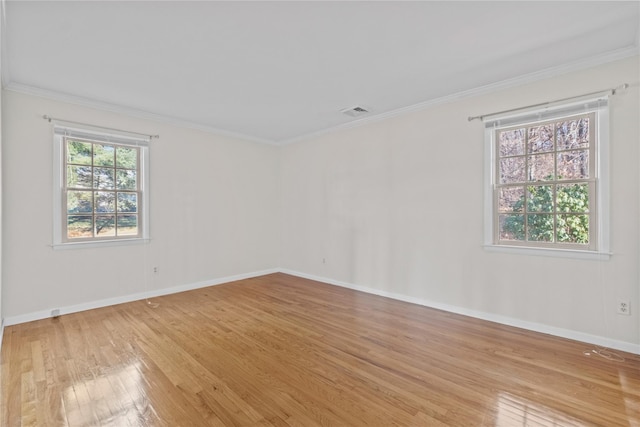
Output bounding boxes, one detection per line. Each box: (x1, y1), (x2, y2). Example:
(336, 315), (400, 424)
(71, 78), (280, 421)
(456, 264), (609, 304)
(279, 269), (640, 356)
(2, 268), (279, 327)
(4, 267), (638, 356)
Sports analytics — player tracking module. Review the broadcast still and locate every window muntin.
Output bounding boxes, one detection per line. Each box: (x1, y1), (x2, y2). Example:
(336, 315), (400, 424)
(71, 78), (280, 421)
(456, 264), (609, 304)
(63, 137), (142, 241)
(493, 112), (597, 250)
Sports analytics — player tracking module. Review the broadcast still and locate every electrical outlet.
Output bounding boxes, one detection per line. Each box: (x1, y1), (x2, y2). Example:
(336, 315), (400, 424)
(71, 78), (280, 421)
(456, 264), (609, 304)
(153, 266), (159, 274)
(617, 300), (630, 315)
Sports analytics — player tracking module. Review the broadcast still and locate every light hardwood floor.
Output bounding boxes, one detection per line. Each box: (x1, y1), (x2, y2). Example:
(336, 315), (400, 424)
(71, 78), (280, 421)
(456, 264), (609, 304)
(1, 273), (639, 426)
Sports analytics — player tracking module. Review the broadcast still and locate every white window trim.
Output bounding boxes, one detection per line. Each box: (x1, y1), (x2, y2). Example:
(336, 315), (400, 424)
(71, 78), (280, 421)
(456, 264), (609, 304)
(483, 97), (611, 260)
(52, 123), (150, 249)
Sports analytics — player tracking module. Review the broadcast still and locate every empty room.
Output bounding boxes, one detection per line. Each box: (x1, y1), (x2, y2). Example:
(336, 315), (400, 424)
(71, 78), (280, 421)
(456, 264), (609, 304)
(1, 1), (639, 426)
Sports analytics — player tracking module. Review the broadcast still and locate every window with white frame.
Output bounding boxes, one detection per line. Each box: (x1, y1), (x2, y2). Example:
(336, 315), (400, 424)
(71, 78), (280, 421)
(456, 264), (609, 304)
(53, 123), (150, 247)
(484, 97), (609, 258)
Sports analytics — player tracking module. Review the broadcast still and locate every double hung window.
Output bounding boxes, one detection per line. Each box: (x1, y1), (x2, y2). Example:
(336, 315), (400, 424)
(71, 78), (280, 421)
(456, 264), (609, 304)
(484, 97), (609, 258)
(53, 124), (150, 247)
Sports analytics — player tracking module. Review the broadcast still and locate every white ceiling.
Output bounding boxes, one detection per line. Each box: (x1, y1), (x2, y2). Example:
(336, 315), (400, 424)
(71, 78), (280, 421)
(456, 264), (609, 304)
(3, 1), (639, 144)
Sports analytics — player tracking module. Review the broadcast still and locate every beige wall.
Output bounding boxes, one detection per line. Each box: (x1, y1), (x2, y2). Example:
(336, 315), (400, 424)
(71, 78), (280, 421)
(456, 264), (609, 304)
(2, 90), (280, 320)
(280, 56), (640, 350)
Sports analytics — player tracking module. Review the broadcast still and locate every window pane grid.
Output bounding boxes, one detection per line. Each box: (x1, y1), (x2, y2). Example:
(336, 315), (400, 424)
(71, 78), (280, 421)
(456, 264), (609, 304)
(63, 137), (141, 241)
(494, 113), (595, 248)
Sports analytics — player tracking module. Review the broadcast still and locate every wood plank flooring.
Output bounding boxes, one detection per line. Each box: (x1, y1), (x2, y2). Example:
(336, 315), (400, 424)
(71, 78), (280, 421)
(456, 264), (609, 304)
(1, 273), (639, 426)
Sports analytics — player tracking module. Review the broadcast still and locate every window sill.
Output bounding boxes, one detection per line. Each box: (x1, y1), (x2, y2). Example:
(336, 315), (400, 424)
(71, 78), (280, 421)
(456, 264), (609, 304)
(483, 244), (611, 261)
(52, 238), (150, 250)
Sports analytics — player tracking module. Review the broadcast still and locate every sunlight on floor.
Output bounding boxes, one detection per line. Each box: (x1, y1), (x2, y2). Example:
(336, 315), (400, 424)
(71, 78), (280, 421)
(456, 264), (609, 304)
(618, 371), (640, 427)
(62, 362), (155, 426)
(495, 392), (583, 427)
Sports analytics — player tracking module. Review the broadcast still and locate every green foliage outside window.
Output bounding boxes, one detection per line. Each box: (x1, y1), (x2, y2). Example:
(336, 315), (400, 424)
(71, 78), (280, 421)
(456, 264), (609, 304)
(502, 182), (589, 244)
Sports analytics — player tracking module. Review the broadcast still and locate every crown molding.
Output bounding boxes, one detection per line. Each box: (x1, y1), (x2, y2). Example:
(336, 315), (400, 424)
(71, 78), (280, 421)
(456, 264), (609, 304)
(3, 81), (278, 146)
(3, 45), (638, 146)
(280, 45), (640, 145)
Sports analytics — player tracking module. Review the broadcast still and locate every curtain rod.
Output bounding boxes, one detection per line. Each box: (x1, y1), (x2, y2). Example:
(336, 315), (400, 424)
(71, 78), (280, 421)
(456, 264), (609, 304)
(467, 83), (629, 122)
(43, 115), (160, 139)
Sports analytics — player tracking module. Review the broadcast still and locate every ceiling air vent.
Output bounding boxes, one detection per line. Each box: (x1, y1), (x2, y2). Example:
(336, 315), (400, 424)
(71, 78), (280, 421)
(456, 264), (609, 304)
(341, 105), (370, 117)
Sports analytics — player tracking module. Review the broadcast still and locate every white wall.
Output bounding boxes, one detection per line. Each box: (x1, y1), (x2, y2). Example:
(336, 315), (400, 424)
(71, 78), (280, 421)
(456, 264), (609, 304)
(2, 56), (638, 353)
(280, 56), (640, 350)
(2, 90), (280, 321)
(0, 41), (3, 332)
(0, 10), (4, 333)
